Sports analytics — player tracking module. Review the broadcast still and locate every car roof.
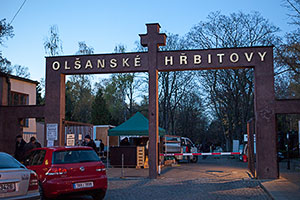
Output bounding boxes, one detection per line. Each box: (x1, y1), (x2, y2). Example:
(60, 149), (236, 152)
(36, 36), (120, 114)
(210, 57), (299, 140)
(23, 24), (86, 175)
(0, 152), (11, 156)
(32, 146), (93, 151)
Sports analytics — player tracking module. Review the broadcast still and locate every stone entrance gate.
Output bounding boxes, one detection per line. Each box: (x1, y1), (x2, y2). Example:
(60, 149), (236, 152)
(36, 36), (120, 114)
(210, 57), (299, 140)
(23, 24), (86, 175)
(1, 23), (299, 179)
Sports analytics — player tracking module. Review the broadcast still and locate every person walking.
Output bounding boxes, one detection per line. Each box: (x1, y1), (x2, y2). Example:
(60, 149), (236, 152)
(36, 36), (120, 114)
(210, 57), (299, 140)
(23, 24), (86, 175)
(14, 135), (26, 161)
(99, 139), (105, 157)
(34, 139), (41, 148)
(83, 135), (97, 153)
(24, 136), (40, 155)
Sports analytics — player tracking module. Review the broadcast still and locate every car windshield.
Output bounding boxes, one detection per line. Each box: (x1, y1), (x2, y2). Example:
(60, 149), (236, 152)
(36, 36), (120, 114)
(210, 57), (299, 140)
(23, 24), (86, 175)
(0, 154), (23, 169)
(53, 149), (100, 164)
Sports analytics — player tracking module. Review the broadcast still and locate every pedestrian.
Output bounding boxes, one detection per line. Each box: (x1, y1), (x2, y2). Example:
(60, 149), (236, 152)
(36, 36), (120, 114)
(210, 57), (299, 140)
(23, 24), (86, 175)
(202, 142), (210, 160)
(24, 136), (40, 155)
(35, 139), (41, 148)
(14, 135), (26, 162)
(120, 137), (130, 146)
(99, 139), (105, 157)
(83, 135), (97, 153)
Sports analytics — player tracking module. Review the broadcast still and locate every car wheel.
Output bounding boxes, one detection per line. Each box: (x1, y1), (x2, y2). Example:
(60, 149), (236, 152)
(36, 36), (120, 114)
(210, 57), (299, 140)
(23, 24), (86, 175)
(190, 156), (198, 163)
(92, 189), (106, 200)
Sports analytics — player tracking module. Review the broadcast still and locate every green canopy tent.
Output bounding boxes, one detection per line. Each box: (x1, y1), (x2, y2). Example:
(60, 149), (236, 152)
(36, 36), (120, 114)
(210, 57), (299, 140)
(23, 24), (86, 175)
(108, 112), (166, 136)
(106, 112), (165, 167)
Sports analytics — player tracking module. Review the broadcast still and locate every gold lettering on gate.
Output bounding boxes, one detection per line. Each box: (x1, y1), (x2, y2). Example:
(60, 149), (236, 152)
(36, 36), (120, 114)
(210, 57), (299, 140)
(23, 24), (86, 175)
(97, 59), (105, 68)
(52, 61), (60, 71)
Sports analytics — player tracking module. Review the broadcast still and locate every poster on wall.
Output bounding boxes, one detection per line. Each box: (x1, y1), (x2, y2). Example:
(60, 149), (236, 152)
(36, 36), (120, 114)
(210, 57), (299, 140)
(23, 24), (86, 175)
(67, 139), (75, 146)
(232, 140), (239, 152)
(47, 140), (54, 147)
(47, 123), (58, 141)
(244, 134), (256, 142)
(66, 134), (75, 146)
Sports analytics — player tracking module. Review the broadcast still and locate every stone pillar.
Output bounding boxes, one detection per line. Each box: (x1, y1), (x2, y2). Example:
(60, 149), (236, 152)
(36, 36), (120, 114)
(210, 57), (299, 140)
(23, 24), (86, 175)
(140, 23), (166, 178)
(254, 48), (278, 179)
(45, 59), (66, 146)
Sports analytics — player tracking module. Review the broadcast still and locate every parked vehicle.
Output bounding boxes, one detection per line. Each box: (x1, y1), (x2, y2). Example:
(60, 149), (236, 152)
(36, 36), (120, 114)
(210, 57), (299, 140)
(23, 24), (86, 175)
(24, 146), (107, 200)
(238, 144), (245, 161)
(213, 146), (223, 159)
(163, 135), (198, 163)
(0, 152), (40, 200)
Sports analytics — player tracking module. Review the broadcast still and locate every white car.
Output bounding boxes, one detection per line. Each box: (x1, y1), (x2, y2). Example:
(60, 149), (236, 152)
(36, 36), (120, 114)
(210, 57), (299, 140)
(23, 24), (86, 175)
(0, 152), (40, 200)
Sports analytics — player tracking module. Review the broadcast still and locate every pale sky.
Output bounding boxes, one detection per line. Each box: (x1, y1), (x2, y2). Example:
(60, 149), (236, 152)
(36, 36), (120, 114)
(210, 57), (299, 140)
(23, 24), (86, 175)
(0, 0), (297, 82)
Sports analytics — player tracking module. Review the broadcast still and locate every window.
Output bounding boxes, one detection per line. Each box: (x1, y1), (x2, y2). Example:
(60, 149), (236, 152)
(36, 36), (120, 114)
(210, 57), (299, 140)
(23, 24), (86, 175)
(20, 118), (29, 127)
(24, 150), (46, 166)
(10, 91), (29, 106)
(0, 153), (23, 169)
(165, 136), (180, 142)
(53, 150), (100, 164)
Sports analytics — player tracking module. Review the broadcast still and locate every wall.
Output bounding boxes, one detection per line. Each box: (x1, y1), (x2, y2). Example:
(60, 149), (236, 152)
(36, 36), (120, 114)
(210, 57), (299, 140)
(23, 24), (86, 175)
(36, 122), (44, 146)
(95, 126), (118, 146)
(0, 76), (9, 105)
(10, 78), (37, 135)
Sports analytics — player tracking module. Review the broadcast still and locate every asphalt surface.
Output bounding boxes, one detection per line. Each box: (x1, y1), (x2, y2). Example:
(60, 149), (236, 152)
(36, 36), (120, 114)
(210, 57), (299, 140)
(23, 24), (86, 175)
(104, 157), (271, 200)
(58, 157), (300, 200)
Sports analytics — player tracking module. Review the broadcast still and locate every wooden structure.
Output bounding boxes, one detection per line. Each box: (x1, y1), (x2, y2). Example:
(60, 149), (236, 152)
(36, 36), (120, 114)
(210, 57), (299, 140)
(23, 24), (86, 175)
(136, 146), (145, 168)
(64, 120), (93, 145)
(94, 125), (118, 146)
(110, 146), (145, 167)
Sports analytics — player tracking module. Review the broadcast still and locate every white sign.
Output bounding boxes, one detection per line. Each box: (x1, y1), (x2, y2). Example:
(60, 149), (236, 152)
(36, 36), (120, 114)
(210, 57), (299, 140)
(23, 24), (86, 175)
(47, 140), (54, 147)
(67, 134), (75, 139)
(78, 134), (82, 141)
(47, 123), (58, 140)
(67, 139), (75, 146)
(233, 140), (239, 152)
(244, 134), (256, 142)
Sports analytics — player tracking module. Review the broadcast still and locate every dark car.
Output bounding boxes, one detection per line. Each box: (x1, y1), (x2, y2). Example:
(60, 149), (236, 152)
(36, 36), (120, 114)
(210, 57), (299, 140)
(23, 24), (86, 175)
(24, 146), (107, 200)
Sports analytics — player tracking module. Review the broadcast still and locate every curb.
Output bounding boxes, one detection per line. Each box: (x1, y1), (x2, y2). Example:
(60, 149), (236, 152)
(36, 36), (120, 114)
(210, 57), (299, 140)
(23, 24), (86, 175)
(258, 181), (275, 200)
(246, 171), (275, 200)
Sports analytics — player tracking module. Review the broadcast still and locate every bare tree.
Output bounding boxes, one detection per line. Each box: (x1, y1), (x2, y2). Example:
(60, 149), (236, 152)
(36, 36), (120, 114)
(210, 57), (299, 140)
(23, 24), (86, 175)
(187, 11), (280, 150)
(0, 18), (14, 73)
(158, 33), (197, 134)
(76, 41), (94, 55)
(13, 64), (30, 78)
(44, 25), (63, 56)
(275, 0), (300, 98)
(112, 44), (141, 119)
(285, 0), (300, 26)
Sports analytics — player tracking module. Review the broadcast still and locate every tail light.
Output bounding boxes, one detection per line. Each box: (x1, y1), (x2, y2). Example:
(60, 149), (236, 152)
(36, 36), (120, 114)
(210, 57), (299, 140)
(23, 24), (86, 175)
(186, 146), (188, 152)
(45, 167), (67, 176)
(96, 164), (106, 172)
(28, 171), (38, 191)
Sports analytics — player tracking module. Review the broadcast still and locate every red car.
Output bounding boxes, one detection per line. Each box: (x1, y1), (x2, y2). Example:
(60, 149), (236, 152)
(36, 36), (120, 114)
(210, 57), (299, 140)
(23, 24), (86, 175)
(23, 146), (107, 200)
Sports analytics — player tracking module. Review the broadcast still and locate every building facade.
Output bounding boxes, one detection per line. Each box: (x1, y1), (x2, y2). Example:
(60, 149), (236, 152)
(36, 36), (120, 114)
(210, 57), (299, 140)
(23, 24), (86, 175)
(0, 72), (38, 144)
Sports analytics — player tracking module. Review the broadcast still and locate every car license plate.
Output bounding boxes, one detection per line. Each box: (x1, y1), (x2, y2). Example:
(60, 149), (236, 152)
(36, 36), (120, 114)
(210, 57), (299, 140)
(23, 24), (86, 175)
(0, 182), (16, 193)
(73, 181), (94, 189)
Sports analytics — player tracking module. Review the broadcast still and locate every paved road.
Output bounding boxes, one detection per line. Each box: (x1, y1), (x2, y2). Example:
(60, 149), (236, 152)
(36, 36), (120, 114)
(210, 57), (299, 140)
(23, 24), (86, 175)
(104, 157), (271, 200)
(57, 157), (299, 200)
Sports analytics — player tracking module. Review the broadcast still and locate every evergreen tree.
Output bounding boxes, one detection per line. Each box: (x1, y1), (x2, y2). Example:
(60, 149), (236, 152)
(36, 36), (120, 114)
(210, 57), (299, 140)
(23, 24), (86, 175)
(91, 87), (111, 125)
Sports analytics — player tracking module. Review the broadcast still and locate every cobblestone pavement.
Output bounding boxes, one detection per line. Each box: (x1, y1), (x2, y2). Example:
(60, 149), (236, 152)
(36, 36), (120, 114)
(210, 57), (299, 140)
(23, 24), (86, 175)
(105, 157), (272, 200)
